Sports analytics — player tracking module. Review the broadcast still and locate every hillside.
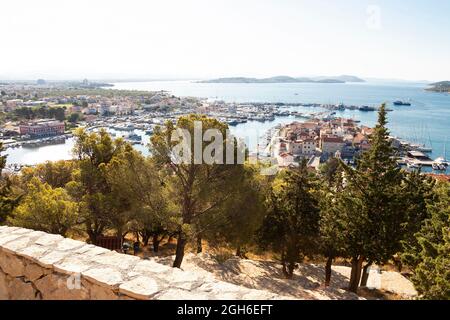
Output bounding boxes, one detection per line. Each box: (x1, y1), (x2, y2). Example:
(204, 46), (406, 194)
(426, 81), (450, 93)
(198, 75), (365, 84)
(155, 253), (417, 300)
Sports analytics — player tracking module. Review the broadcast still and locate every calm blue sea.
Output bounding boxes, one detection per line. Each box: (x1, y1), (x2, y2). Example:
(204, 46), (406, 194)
(112, 80), (450, 160)
(6, 80), (450, 170)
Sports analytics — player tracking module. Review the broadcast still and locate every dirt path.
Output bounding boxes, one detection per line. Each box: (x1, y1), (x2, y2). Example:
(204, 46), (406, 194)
(154, 253), (417, 300)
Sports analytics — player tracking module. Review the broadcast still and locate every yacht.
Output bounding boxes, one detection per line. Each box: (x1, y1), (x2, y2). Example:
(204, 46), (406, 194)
(393, 100), (411, 106)
(432, 162), (447, 171)
(406, 162), (421, 169)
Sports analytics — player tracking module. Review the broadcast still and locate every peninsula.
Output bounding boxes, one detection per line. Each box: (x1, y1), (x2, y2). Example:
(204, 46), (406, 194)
(198, 75), (365, 84)
(426, 81), (450, 93)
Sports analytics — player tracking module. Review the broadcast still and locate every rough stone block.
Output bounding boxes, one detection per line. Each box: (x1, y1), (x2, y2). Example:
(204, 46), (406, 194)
(0, 252), (26, 277)
(8, 277), (39, 300)
(82, 267), (124, 288)
(0, 234), (22, 246)
(0, 271), (10, 300)
(34, 233), (64, 247)
(132, 260), (172, 274)
(53, 256), (94, 275)
(36, 250), (73, 268)
(1, 236), (31, 254)
(56, 238), (86, 251)
(119, 276), (160, 300)
(17, 245), (50, 262)
(91, 252), (140, 270)
(88, 282), (118, 300)
(24, 261), (50, 282)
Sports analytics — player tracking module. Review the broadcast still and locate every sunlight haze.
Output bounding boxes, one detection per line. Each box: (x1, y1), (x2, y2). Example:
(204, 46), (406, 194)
(1, 0), (449, 81)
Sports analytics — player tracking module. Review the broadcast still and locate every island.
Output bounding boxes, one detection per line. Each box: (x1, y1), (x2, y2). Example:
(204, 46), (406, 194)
(426, 81), (450, 93)
(197, 75), (365, 84)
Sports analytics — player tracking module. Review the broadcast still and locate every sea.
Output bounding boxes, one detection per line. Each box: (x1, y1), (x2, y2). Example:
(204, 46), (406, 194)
(5, 80), (450, 173)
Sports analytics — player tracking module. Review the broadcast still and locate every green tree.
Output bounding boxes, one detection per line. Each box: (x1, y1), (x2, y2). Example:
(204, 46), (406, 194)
(70, 128), (127, 243)
(68, 113), (82, 123)
(0, 142), (19, 223)
(20, 160), (77, 188)
(8, 178), (78, 236)
(201, 164), (267, 257)
(151, 114), (245, 268)
(402, 182), (449, 299)
(104, 145), (171, 244)
(340, 104), (406, 292)
(318, 163), (347, 286)
(258, 160), (320, 278)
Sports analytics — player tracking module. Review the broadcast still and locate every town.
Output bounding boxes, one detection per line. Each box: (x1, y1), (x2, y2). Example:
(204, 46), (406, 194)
(0, 81), (447, 174)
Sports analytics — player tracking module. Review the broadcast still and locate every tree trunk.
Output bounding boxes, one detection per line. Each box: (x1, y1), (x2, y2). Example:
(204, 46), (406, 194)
(360, 261), (372, 287)
(236, 246), (241, 257)
(348, 256), (364, 293)
(142, 234), (150, 247)
(86, 223), (103, 245)
(325, 256), (333, 287)
(152, 234), (161, 253)
(196, 235), (202, 254)
(135, 232), (140, 243)
(281, 251), (295, 279)
(173, 230), (187, 268)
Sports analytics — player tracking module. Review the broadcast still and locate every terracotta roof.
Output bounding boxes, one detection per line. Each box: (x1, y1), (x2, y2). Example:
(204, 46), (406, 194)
(322, 136), (344, 143)
(426, 174), (450, 182)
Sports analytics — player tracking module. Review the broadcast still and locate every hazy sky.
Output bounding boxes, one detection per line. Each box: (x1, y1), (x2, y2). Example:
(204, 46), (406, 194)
(1, 0), (449, 81)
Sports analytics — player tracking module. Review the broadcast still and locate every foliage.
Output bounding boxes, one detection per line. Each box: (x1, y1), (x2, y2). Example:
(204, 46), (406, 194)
(337, 104), (410, 292)
(70, 128), (127, 242)
(258, 160), (320, 278)
(402, 182), (450, 299)
(8, 178), (78, 236)
(12, 106), (66, 121)
(20, 160), (77, 188)
(150, 114), (246, 267)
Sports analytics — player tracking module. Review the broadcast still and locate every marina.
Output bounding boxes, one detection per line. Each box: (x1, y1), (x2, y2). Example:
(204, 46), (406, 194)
(1, 80), (449, 175)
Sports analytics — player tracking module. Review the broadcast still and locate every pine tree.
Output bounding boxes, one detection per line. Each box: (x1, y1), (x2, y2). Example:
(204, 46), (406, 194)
(258, 160), (320, 278)
(151, 114), (245, 268)
(319, 163), (347, 286)
(340, 104), (406, 292)
(0, 142), (19, 223)
(402, 182), (449, 299)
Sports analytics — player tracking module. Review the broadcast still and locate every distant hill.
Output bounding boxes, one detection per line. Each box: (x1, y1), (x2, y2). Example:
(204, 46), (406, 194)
(198, 75), (365, 84)
(426, 81), (450, 93)
(313, 75), (366, 83)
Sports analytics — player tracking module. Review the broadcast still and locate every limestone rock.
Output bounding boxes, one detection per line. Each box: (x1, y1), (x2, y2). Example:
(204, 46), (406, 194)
(0, 252), (26, 277)
(88, 283), (118, 300)
(37, 250), (73, 268)
(82, 267), (124, 288)
(0, 271), (10, 300)
(34, 234), (64, 247)
(119, 276), (160, 300)
(8, 277), (39, 300)
(56, 238), (86, 251)
(1, 236), (31, 254)
(91, 252), (140, 270)
(24, 261), (50, 282)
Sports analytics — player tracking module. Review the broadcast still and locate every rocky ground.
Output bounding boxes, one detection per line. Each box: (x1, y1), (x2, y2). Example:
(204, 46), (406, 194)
(154, 253), (417, 300)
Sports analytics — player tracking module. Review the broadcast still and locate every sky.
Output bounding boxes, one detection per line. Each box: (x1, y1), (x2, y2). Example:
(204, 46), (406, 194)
(1, 0), (449, 81)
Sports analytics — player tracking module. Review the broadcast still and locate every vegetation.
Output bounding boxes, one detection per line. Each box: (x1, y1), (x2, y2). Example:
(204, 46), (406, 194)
(426, 81), (450, 93)
(258, 160), (320, 278)
(8, 178), (78, 236)
(11, 106), (66, 121)
(150, 114), (247, 267)
(0, 110), (448, 299)
(402, 182), (450, 299)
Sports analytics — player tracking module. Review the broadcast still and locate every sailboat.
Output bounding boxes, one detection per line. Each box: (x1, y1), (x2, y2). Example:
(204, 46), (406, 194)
(433, 138), (449, 171)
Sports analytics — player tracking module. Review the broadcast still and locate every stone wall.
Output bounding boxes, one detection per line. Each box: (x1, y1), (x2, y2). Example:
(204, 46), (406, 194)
(0, 226), (283, 300)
